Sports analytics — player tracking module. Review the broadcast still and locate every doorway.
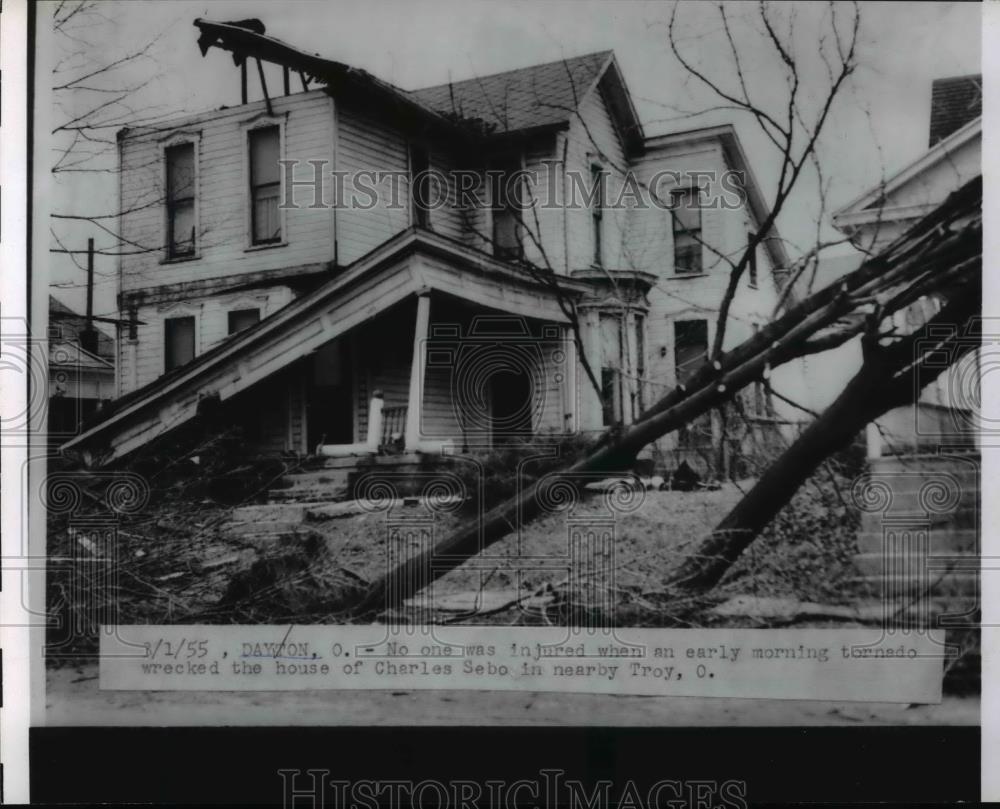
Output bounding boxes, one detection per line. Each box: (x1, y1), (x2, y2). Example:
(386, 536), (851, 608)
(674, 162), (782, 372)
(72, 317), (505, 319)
(489, 365), (533, 446)
(306, 338), (354, 448)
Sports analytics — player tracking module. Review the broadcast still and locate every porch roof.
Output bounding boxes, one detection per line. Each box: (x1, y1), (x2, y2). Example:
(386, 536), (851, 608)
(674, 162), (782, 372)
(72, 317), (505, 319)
(62, 229), (590, 465)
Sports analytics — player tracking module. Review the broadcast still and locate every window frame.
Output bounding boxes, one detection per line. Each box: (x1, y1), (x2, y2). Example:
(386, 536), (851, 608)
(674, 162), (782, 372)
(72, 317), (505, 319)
(159, 131), (201, 262)
(159, 301), (203, 375)
(633, 313), (646, 416)
(747, 230), (759, 288)
(409, 143), (432, 229)
(227, 307), (261, 336)
(599, 311), (625, 427)
(163, 314), (197, 373)
(242, 114), (288, 250)
(673, 318), (712, 449)
(670, 186), (703, 275)
(591, 161), (606, 268)
(489, 152), (525, 261)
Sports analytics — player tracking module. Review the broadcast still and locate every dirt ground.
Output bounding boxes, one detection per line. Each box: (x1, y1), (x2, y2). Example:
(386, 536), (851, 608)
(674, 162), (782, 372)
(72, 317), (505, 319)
(45, 477), (978, 725)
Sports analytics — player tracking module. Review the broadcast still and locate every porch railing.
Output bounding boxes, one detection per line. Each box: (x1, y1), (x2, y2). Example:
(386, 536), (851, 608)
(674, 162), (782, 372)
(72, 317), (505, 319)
(380, 405), (408, 449)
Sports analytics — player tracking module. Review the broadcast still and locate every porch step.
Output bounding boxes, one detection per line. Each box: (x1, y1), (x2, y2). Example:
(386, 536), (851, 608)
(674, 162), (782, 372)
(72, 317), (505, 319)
(228, 503), (312, 523)
(269, 485), (350, 504)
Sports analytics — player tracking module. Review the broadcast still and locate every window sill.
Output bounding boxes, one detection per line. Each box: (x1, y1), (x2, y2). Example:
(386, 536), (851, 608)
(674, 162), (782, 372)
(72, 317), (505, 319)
(245, 241), (288, 253)
(669, 272), (708, 279)
(160, 254), (200, 265)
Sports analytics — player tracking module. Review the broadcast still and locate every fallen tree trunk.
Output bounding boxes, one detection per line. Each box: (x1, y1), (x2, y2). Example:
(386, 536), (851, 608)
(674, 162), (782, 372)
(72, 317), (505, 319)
(351, 180), (981, 616)
(666, 283), (981, 593)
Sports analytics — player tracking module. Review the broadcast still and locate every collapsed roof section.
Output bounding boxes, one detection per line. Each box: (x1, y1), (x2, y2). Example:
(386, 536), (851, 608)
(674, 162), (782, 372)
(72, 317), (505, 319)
(193, 19), (643, 151)
(194, 18), (468, 140)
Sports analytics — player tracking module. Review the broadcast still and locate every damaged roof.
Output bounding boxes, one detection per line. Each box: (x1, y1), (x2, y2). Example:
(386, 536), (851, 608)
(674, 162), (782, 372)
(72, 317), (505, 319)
(409, 51), (634, 139)
(194, 19), (642, 149)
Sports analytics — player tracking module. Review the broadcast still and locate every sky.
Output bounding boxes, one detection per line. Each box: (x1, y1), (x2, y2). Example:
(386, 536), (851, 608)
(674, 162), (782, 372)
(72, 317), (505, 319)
(45, 0), (982, 318)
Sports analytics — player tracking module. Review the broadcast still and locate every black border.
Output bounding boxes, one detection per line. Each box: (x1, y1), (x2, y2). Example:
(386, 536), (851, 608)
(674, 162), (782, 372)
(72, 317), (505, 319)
(25, 3), (981, 806)
(31, 725), (979, 805)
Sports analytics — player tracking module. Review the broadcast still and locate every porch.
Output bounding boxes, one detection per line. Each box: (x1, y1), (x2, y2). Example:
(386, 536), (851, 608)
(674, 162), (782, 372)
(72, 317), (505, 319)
(63, 230), (595, 467)
(264, 289), (579, 460)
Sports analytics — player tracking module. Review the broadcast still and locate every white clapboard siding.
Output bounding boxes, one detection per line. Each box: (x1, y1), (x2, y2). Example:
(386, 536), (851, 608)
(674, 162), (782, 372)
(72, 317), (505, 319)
(560, 83), (628, 273)
(119, 91), (336, 295)
(122, 286), (296, 394)
(335, 104), (411, 265)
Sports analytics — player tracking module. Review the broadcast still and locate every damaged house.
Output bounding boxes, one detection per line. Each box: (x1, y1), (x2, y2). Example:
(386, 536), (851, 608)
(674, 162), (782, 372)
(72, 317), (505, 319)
(64, 19), (795, 476)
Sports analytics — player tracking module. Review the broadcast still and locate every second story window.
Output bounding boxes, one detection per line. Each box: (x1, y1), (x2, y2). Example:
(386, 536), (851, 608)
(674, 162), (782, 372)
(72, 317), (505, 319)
(591, 163), (605, 267)
(491, 155), (524, 260)
(410, 144), (431, 229)
(164, 315), (196, 373)
(228, 308), (260, 335)
(747, 231), (758, 287)
(165, 142), (196, 258)
(671, 187), (702, 274)
(249, 125), (281, 245)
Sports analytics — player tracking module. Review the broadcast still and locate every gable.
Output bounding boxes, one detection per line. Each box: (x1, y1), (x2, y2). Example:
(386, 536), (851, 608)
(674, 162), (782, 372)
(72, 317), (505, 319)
(408, 51), (613, 136)
(833, 118), (981, 228)
(864, 130), (980, 212)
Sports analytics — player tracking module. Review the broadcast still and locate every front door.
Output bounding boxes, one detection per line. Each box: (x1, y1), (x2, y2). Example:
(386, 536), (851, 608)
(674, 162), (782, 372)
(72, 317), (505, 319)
(307, 338), (353, 448)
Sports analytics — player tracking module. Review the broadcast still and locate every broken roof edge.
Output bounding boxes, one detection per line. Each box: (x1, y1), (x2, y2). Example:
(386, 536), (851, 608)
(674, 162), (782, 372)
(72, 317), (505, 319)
(193, 18), (476, 140)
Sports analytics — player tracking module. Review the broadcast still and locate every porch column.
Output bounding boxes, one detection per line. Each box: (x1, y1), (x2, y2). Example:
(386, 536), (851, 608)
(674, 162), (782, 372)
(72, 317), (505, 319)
(866, 422), (883, 459)
(563, 325), (577, 433)
(624, 312), (638, 425)
(405, 292), (431, 450)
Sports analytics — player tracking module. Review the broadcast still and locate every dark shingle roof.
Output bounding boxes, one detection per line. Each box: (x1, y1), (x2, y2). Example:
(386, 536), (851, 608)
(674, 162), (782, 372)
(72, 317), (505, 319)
(49, 295), (115, 360)
(929, 74), (981, 146)
(409, 51), (613, 135)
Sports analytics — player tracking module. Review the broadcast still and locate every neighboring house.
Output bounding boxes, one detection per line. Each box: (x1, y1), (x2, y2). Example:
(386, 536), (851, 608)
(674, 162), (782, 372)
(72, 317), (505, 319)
(47, 296), (115, 438)
(64, 19), (794, 473)
(821, 74), (981, 456)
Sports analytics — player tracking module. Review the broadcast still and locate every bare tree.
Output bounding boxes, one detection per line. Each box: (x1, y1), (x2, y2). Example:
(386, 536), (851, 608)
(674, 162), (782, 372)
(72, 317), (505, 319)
(353, 175), (981, 613)
(49, 1), (198, 284)
(348, 1), (982, 614)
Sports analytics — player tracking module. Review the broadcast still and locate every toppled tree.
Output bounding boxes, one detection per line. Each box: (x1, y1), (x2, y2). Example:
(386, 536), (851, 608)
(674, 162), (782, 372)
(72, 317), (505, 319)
(354, 177), (981, 614)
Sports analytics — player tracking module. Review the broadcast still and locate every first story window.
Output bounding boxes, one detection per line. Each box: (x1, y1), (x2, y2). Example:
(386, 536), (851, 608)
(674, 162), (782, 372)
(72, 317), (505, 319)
(228, 307), (261, 335)
(600, 313), (624, 426)
(164, 316), (195, 372)
(671, 187), (702, 274)
(633, 313), (646, 417)
(165, 142), (196, 258)
(674, 319), (711, 449)
(249, 125), (282, 245)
